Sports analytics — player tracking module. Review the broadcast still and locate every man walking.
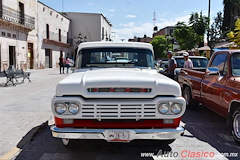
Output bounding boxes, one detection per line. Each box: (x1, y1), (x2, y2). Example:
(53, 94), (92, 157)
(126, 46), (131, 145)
(165, 51), (176, 79)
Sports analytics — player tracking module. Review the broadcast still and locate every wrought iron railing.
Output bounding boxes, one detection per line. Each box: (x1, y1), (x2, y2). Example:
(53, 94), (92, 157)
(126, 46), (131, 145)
(0, 5), (35, 29)
(44, 31), (70, 44)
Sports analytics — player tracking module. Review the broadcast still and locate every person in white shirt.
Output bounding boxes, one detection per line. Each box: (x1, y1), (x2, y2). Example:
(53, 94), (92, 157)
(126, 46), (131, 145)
(183, 52), (193, 69)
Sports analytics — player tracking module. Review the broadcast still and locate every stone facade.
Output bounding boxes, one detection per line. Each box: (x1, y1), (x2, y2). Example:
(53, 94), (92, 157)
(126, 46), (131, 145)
(0, 0), (36, 71)
(36, 2), (71, 69)
(0, 1), (112, 71)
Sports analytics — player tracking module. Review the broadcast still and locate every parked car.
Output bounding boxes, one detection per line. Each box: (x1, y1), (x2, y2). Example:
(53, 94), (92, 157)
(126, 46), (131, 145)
(178, 50), (240, 144)
(50, 42), (186, 146)
(174, 56), (208, 81)
(155, 60), (168, 73)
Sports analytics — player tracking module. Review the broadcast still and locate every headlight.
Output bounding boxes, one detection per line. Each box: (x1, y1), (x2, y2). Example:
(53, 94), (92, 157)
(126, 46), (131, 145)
(55, 103), (67, 115)
(171, 103), (182, 114)
(68, 103), (79, 114)
(158, 103), (169, 114)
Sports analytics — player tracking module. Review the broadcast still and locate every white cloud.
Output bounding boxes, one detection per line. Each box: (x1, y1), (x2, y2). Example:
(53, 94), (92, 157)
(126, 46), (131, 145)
(111, 15), (191, 42)
(108, 9), (116, 12)
(126, 15), (136, 18)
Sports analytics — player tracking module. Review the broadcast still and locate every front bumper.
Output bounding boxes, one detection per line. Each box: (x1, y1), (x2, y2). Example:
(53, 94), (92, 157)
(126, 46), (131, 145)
(51, 125), (185, 141)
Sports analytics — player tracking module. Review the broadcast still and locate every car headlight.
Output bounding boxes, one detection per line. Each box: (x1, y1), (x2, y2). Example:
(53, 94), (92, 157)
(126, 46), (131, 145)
(55, 103), (67, 115)
(68, 103), (79, 114)
(171, 103), (182, 114)
(158, 103), (169, 114)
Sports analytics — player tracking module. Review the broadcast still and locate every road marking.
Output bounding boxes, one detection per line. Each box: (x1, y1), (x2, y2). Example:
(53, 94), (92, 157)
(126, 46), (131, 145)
(0, 147), (21, 160)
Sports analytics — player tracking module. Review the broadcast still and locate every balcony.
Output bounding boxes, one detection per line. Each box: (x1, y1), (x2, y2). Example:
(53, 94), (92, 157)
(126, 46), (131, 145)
(43, 31), (71, 48)
(0, 5), (35, 32)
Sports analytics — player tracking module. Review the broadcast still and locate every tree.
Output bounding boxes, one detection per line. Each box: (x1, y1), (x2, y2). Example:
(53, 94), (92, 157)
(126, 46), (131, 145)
(209, 12), (224, 49)
(189, 12), (209, 47)
(227, 18), (240, 47)
(222, 0), (240, 32)
(173, 22), (201, 50)
(150, 36), (169, 59)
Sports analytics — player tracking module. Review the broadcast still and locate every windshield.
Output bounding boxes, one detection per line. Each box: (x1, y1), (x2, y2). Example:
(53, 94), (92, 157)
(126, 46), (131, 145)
(175, 58), (208, 68)
(231, 52), (240, 76)
(76, 47), (154, 69)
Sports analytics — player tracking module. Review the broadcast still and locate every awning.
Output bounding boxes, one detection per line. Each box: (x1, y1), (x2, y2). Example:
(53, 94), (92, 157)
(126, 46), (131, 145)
(197, 46), (211, 51)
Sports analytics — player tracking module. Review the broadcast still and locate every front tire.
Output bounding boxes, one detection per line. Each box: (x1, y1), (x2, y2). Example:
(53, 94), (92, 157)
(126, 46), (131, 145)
(232, 108), (240, 144)
(183, 87), (197, 109)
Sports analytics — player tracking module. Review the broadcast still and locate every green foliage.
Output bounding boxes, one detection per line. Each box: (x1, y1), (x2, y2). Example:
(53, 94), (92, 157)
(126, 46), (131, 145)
(227, 19), (240, 47)
(223, 0), (240, 32)
(173, 12), (209, 50)
(173, 22), (201, 50)
(150, 36), (169, 59)
(209, 12), (224, 49)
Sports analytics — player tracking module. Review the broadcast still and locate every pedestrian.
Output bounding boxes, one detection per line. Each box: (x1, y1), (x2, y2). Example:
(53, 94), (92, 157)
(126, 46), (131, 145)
(59, 53), (65, 74)
(65, 56), (70, 74)
(183, 52), (193, 69)
(165, 51), (177, 79)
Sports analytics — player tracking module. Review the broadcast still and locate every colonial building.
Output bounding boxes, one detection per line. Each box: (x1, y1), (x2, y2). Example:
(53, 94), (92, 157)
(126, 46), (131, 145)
(0, 1), (112, 71)
(62, 12), (112, 42)
(0, 0), (36, 71)
(36, 1), (71, 69)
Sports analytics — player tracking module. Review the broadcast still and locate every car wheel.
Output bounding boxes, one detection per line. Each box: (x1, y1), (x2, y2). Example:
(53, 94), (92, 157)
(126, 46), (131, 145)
(183, 87), (197, 109)
(232, 108), (240, 144)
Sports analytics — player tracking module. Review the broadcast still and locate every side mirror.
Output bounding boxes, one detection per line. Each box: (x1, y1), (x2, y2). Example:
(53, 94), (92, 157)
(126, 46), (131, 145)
(206, 67), (219, 75)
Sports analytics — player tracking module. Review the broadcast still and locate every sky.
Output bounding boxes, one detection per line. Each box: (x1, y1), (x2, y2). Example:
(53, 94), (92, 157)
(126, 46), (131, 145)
(39, 0), (224, 42)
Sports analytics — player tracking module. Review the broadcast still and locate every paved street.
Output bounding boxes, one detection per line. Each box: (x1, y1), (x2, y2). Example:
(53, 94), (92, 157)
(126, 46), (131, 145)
(0, 69), (239, 160)
(0, 69), (68, 159)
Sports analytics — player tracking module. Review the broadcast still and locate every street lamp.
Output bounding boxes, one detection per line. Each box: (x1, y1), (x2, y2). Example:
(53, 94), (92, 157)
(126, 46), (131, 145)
(73, 33), (87, 62)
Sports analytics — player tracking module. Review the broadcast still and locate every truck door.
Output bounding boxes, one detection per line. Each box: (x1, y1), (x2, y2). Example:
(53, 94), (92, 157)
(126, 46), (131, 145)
(201, 53), (228, 116)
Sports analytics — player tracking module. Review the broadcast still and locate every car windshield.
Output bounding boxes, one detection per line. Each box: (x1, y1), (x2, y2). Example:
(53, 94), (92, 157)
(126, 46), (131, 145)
(175, 57), (208, 68)
(231, 52), (240, 76)
(76, 47), (154, 69)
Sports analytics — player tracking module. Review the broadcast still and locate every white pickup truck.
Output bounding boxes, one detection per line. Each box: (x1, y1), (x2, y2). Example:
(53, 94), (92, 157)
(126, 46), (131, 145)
(50, 42), (186, 146)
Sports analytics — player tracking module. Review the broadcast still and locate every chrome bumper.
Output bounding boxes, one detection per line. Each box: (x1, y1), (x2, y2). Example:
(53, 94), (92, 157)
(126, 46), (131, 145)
(51, 126), (184, 141)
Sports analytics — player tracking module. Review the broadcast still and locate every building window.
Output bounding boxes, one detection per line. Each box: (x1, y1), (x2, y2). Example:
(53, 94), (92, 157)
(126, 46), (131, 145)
(13, 34), (16, 38)
(19, 2), (25, 25)
(59, 29), (61, 42)
(61, 18), (63, 21)
(2, 32), (5, 36)
(102, 27), (104, 40)
(50, 11), (53, 16)
(0, 0), (2, 18)
(43, 7), (46, 12)
(56, 14), (58, 18)
(46, 24), (49, 39)
(7, 33), (11, 37)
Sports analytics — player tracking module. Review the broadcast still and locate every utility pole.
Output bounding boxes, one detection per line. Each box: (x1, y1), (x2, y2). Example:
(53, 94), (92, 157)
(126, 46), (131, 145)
(207, 0), (211, 47)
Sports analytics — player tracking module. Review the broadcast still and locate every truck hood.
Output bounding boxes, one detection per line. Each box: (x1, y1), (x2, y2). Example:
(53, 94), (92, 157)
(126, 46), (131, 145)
(56, 68), (182, 98)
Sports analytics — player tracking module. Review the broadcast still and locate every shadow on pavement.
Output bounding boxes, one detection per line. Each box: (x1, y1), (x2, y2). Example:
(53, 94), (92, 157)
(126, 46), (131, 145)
(15, 125), (172, 160)
(181, 106), (240, 159)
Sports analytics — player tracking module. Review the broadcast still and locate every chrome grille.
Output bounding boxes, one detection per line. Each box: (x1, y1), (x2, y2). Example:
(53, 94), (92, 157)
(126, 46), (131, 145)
(81, 103), (156, 119)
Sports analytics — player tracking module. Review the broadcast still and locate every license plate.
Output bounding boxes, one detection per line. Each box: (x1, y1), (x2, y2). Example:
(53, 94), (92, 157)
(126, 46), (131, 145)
(105, 130), (131, 142)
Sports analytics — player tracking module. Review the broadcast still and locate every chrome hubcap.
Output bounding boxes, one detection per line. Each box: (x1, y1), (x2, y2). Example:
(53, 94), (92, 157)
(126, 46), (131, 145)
(233, 113), (240, 139)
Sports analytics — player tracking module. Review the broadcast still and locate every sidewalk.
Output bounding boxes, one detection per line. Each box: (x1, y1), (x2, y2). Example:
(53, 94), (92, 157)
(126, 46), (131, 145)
(0, 69), (68, 159)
